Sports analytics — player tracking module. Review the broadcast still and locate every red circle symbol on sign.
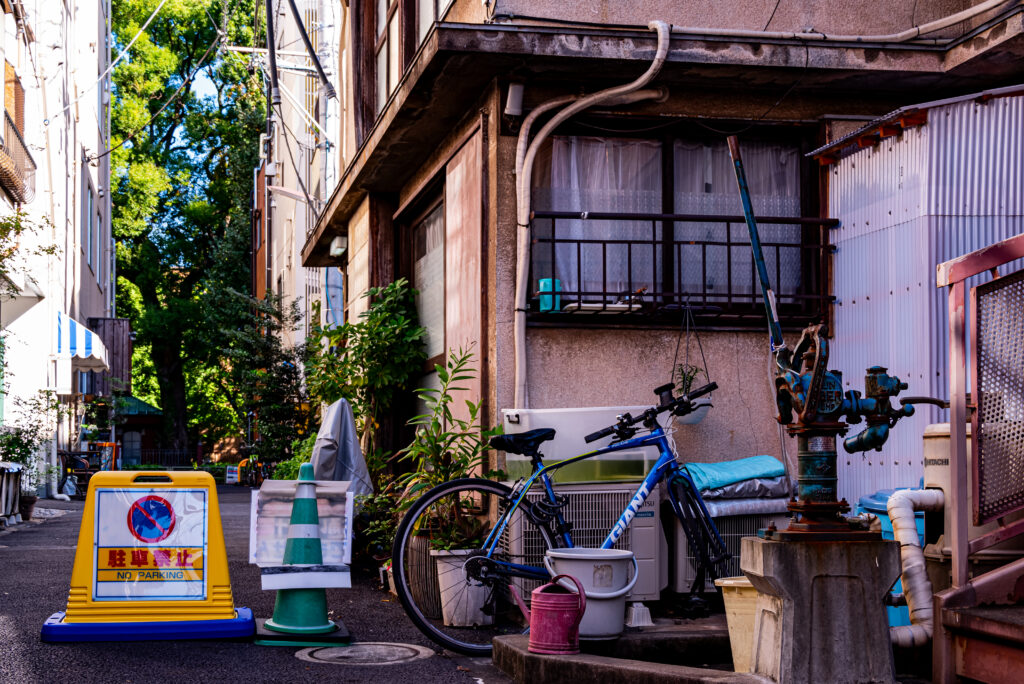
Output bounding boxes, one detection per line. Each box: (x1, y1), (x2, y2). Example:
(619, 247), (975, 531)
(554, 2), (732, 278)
(127, 495), (176, 543)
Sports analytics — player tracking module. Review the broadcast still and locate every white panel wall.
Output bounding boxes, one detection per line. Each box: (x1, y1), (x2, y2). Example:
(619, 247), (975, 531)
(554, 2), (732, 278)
(829, 93), (1024, 504)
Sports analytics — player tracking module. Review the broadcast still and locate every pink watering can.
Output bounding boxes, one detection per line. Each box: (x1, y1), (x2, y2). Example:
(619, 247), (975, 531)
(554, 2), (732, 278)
(510, 574), (587, 655)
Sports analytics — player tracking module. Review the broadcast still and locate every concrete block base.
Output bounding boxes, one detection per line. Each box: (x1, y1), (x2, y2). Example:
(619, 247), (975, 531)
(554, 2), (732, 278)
(740, 536), (900, 684)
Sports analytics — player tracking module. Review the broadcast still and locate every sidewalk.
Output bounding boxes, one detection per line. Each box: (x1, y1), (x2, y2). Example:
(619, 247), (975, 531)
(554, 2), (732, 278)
(0, 485), (509, 683)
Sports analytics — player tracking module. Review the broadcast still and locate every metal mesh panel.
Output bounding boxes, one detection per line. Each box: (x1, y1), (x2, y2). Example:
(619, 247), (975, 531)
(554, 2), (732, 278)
(974, 269), (1024, 524)
(503, 488), (632, 597)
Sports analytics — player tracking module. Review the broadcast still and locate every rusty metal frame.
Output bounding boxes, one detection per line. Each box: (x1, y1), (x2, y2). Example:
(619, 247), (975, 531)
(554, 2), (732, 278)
(969, 269), (1024, 531)
(934, 232), (1024, 684)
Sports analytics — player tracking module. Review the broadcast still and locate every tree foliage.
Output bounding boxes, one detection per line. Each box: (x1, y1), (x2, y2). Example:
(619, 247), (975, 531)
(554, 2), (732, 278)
(111, 0), (263, 449)
(221, 292), (314, 463)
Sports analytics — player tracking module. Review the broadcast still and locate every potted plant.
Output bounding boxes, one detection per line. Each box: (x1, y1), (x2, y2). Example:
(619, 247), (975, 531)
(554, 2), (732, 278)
(397, 347), (503, 627)
(674, 362), (713, 425)
(0, 424), (50, 521)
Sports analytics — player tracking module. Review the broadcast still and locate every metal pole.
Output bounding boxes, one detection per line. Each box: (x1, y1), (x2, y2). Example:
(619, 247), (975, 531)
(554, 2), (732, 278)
(265, 0), (281, 108)
(284, 0), (337, 99)
(726, 136), (786, 355)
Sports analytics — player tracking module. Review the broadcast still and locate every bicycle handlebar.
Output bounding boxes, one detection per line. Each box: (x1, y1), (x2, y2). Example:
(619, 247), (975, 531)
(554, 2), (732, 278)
(583, 381), (718, 443)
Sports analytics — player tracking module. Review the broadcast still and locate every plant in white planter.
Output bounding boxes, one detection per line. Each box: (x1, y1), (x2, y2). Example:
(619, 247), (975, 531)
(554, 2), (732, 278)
(397, 347), (503, 627)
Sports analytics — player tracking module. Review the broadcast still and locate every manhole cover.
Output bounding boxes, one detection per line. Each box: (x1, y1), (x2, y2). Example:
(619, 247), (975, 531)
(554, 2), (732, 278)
(296, 642), (435, 666)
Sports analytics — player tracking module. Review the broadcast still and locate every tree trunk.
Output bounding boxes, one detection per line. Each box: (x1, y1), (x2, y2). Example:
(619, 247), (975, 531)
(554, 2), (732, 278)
(152, 334), (189, 450)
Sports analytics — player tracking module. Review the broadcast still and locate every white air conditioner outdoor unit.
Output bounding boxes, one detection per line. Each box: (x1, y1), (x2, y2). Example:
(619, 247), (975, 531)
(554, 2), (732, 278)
(503, 482), (667, 602)
(501, 406), (662, 483)
(668, 512), (790, 593)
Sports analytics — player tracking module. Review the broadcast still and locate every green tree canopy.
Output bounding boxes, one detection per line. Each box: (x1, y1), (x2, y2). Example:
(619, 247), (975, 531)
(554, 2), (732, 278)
(111, 0), (263, 449)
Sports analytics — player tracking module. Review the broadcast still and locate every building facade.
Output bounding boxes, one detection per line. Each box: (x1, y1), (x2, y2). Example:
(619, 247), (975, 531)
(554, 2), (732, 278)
(0, 0), (116, 493)
(298, 1), (1024, 490)
(251, 0), (344, 345)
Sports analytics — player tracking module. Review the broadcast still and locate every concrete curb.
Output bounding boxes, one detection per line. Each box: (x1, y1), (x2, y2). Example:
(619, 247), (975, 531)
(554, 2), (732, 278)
(493, 633), (771, 684)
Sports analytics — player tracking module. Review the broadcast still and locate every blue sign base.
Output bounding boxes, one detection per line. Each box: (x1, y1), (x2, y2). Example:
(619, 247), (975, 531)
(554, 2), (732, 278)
(40, 607), (256, 642)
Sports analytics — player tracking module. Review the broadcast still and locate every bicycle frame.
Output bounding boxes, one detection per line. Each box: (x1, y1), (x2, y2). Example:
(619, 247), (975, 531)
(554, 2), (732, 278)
(480, 422), (727, 582)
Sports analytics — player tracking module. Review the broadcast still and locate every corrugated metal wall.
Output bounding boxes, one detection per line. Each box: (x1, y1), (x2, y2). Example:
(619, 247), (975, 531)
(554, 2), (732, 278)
(829, 94), (1024, 504)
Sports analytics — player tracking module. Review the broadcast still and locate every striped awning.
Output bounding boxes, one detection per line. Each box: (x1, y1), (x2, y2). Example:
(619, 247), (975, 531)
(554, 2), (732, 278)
(55, 311), (109, 371)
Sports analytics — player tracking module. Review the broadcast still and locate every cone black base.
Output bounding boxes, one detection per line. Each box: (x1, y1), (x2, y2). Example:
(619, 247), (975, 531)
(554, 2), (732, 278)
(253, 618), (351, 647)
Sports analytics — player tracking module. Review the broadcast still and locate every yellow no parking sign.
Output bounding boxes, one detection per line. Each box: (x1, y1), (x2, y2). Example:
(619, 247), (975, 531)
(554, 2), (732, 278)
(94, 488), (208, 600)
(42, 471), (255, 642)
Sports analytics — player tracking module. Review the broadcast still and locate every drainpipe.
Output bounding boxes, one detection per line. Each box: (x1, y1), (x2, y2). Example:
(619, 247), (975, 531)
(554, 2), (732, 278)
(888, 488), (945, 647)
(512, 20), (671, 409)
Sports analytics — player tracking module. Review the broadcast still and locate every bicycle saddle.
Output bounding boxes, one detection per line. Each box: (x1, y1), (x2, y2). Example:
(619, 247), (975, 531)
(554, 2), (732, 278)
(489, 428), (555, 456)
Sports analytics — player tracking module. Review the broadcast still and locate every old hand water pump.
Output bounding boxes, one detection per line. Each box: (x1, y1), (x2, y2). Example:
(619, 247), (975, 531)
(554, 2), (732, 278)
(727, 136), (915, 539)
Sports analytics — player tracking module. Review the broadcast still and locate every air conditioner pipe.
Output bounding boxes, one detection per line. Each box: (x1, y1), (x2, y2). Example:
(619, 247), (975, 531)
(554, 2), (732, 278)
(888, 488), (945, 647)
(512, 20), (671, 409)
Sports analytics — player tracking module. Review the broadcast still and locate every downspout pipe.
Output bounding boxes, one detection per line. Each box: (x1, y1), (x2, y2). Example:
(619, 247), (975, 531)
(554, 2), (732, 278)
(512, 20), (671, 408)
(888, 488), (945, 647)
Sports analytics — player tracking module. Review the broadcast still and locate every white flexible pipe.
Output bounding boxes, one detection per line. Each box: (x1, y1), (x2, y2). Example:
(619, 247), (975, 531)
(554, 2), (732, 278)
(888, 488), (945, 647)
(512, 20), (671, 408)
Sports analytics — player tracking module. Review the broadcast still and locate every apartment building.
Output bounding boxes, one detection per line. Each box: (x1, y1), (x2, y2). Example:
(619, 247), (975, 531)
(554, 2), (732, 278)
(251, 0), (345, 345)
(297, 0), (1024, 475)
(0, 0), (118, 492)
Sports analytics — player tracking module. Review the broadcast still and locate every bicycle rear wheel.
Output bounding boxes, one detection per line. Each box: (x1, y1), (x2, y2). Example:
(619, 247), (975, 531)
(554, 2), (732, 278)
(391, 478), (555, 656)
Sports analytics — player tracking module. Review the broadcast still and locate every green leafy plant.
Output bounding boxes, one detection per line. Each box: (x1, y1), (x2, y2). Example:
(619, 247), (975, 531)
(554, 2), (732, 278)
(272, 432), (316, 481)
(397, 347), (503, 550)
(675, 363), (706, 395)
(0, 391), (58, 494)
(306, 278), (427, 463)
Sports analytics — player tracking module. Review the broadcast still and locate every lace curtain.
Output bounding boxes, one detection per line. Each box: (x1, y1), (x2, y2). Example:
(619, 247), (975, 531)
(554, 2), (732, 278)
(674, 140), (801, 302)
(531, 135), (801, 307)
(533, 136), (662, 303)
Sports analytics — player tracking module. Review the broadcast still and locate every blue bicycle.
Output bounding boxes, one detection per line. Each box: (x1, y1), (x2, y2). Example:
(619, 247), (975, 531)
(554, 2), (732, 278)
(392, 381), (728, 655)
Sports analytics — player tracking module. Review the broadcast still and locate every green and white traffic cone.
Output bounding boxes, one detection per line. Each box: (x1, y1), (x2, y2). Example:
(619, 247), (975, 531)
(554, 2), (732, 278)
(263, 463), (337, 635)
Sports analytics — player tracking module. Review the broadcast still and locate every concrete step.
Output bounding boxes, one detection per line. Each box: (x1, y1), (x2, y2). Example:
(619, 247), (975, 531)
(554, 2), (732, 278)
(492, 616), (770, 684)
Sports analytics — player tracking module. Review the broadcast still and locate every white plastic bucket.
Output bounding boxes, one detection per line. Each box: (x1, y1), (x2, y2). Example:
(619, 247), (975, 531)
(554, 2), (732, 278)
(544, 548), (638, 639)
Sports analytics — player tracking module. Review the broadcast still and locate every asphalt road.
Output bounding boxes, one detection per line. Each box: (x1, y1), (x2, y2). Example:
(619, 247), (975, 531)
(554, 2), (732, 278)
(0, 485), (511, 683)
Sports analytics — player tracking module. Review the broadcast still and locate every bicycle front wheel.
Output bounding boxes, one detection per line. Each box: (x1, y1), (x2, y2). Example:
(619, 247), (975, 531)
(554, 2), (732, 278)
(392, 478), (555, 656)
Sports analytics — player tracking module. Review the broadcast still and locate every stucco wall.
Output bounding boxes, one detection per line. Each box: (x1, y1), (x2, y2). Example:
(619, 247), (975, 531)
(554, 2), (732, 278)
(484, 0), (973, 37)
(523, 328), (790, 465)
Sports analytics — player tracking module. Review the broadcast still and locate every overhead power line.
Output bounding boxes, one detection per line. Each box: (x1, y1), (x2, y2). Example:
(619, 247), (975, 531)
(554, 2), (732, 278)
(47, 0), (173, 125)
(88, 35), (221, 162)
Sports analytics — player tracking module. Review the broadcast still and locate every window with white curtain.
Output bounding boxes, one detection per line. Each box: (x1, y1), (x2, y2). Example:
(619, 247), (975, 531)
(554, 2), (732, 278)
(413, 202), (445, 360)
(673, 139), (801, 303)
(531, 134), (807, 315)
(532, 136), (662, 303)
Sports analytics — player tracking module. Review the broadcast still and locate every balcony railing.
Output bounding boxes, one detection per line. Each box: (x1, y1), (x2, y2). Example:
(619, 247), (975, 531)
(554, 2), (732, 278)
(528, 211), (837, 328)
(0, 111), (35, 203)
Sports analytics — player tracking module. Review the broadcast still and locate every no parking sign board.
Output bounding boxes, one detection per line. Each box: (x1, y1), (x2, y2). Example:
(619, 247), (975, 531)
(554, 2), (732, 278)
(42, 471), (254, 642)
(94, 488), (208, 600)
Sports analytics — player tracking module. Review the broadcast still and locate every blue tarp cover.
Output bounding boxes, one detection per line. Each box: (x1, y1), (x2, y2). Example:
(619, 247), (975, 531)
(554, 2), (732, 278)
(684, 455), (785, 492)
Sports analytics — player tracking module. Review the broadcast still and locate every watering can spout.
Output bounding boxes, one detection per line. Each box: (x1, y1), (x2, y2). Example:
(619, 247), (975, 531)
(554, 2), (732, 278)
(509, 583), (530, 623)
